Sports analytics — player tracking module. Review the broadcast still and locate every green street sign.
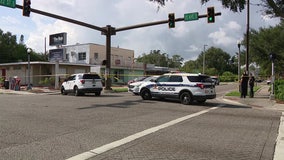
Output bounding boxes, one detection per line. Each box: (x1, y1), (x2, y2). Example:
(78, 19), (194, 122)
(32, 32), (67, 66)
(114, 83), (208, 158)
(184, 12), (199, 21)
(0, 0), (16, 8)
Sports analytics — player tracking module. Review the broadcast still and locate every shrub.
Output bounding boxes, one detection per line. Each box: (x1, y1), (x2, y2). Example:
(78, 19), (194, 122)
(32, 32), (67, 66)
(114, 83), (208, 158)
(39, 77), (55, 86)
(275, 79), (284, 101)
(220, 71), (237, 82)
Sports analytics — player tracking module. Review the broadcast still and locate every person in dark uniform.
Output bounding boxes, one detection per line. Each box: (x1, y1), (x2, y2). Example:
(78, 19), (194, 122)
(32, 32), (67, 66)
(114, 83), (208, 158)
(240, 72), (249, 98)
(249, 73), (255, 98)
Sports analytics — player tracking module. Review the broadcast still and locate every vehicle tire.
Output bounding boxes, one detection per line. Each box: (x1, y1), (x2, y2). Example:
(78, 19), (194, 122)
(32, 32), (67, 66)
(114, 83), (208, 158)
(61, 87), (67, 95)
(197, 99), (206, 103)
(140, 89), (152, 100)
(180, 92), (192, 105)
(95, 92), (101, 96)
(74, 86), (80, 96)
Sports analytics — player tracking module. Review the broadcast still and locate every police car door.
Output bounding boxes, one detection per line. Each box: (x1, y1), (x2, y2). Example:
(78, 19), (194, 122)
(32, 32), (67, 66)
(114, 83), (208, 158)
(166, 75), (183, 98)
(151, 75), (170, 97)
(67, 75), (76, 91)
(157, 75), (181, 98)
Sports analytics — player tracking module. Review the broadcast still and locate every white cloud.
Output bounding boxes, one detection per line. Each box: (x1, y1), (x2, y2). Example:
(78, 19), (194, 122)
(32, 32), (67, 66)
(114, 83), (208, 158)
(1, 16), (21, 25)
(225, 21), (241, 30)
(208, 28), (236, 46)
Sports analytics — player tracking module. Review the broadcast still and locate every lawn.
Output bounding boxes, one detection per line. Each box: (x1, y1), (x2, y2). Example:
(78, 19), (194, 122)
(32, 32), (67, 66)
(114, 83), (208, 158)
(225, 86), (261, 97)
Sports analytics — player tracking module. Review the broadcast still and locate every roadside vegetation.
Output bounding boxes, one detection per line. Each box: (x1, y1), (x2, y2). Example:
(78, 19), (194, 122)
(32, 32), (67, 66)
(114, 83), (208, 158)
(225, 86), (261, 97)
(275, 80), (284, 102)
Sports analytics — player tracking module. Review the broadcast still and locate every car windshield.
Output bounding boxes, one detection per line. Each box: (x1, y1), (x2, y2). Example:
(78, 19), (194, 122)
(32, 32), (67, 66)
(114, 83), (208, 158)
(82, 74), (101, 79)
(143, 76), (158, 82)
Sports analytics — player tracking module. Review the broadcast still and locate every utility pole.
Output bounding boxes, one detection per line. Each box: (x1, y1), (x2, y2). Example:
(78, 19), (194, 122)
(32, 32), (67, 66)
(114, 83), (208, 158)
(237, 41), (241, 82)
(246, 0), (250, 74)
(203, 44), (208, 74)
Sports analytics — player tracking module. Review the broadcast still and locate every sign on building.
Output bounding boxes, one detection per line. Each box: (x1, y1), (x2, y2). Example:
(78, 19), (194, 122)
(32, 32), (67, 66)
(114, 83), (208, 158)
(49, 48), (65, 62)
(49, 32), (67, 46)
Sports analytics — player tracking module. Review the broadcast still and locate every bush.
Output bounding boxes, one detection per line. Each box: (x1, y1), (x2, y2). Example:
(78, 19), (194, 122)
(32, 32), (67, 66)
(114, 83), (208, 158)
(39, 77), (55, 86)
(220, 71), (237, 82)
(275, 79), (284, 101)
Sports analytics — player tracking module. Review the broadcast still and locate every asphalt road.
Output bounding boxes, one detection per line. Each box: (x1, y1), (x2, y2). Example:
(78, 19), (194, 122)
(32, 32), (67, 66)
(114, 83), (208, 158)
(0, 84), (281, 160)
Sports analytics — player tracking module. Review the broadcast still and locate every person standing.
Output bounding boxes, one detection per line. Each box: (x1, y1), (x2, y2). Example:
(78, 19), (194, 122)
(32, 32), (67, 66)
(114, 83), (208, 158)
(240, 72), (249, 98)
(249, 73), (255, 98)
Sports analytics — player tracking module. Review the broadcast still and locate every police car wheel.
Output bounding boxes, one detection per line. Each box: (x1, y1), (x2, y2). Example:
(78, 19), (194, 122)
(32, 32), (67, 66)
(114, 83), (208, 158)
(61, 87), (67, 95)
(74, 86), (80, 96)
(141, 89), (152, 100)
(180, 92), (192, 105)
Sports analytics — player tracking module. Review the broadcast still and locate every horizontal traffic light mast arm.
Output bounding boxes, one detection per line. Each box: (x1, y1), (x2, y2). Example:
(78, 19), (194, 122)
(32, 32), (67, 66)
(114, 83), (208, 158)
(115, 12), (221, 32)
(15, 4), (106, 33)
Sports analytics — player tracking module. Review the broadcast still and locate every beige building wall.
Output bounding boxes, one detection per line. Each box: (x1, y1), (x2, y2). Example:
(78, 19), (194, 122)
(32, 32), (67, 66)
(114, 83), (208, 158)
(64, 43), (134, 67)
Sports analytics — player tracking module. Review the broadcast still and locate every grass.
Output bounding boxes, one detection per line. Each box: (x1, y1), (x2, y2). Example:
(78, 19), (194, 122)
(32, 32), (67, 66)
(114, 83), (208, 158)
(225, 86), (261, 97)
(112, 87), (128, 92)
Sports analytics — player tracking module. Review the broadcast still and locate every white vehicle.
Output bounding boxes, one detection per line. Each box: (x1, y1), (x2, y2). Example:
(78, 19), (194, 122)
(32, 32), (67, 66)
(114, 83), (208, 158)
(128, 76), (159, 95)
(61, 73), (103, 96)
(138, 73), (216, 105)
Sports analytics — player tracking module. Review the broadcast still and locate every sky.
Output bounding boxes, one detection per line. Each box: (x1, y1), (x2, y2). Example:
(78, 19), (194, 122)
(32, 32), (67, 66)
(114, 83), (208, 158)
(0, 0), (281, 62)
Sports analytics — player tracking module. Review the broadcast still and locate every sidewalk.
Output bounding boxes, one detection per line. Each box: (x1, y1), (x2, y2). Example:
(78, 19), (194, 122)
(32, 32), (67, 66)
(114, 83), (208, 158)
(0, 86), (60, 95)
(223, 84), (284, 111)
(223, 84), (284, 160)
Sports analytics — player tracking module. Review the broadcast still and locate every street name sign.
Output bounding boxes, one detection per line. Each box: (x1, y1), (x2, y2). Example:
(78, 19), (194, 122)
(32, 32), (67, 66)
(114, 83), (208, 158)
(184, 12), (199, 21)
(0, 0), (16, 8)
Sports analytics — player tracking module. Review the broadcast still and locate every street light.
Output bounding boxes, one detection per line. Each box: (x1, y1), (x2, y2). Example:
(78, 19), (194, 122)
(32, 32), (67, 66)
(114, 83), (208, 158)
(203, 44), (208, 74)
(237, 41), (241, 82)
(27, 48), (32, 90)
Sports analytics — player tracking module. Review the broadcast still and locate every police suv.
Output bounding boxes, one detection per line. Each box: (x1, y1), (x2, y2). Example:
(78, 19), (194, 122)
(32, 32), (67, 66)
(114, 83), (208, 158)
(138, 73), (216, 105)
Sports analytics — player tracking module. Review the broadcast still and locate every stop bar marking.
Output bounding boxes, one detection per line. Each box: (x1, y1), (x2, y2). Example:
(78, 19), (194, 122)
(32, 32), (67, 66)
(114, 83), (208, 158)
(66, 106), (221, 160)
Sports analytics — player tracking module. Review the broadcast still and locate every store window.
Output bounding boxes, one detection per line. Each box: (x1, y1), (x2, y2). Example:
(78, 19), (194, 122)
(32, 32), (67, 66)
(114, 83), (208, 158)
(94, 52), (99, 60)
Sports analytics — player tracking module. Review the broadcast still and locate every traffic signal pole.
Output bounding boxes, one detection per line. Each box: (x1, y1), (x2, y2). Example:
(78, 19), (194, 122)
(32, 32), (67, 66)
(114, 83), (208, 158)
(16, 4), (105, 32)
(116, 12), (221, 32)
(14, 3), (221, 90)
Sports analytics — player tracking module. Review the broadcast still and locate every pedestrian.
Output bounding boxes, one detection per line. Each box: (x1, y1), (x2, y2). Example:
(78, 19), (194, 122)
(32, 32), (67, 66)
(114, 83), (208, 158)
(240, 72), (249, 98)
(249, 73), (255, 98)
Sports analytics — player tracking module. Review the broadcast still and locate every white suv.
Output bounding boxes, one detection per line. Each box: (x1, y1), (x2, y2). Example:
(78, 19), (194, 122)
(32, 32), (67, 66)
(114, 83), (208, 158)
(61, 73), (103, 96)
(138, 73), (216, 105)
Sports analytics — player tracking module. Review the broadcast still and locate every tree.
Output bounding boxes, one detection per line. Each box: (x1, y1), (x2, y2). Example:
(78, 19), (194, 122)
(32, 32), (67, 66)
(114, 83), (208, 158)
(181, 60), (200, 73)
(181, 47), (235, 75)
(169, 54), (184, 68)
(150, 0), (284, 19)
(136, 50), (184, 68)
(0, 29), (47, 63)
(244, 21), (284, 77)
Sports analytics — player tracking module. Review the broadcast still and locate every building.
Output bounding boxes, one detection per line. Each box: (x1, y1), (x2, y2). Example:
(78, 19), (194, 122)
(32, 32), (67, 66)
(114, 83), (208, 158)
(1, 43), (172, 88)
(0, 61), (94, 87)
(63, 43), (145, 84)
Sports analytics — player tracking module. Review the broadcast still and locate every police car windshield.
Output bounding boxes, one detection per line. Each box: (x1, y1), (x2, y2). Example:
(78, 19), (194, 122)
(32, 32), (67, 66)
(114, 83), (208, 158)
(187, 75), (211, 82)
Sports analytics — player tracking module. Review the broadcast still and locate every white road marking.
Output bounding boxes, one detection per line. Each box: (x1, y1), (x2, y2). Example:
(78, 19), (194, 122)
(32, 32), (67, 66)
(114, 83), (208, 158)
(66, 106), (220, 160)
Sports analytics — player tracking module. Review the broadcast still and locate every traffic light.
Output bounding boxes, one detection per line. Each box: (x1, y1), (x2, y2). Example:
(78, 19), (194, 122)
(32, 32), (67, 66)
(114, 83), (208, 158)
(270, 53), (276, 62)
(207, 7), (215, 23)
(168, 13), (175, 28)
(23, 0), (31, 17)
